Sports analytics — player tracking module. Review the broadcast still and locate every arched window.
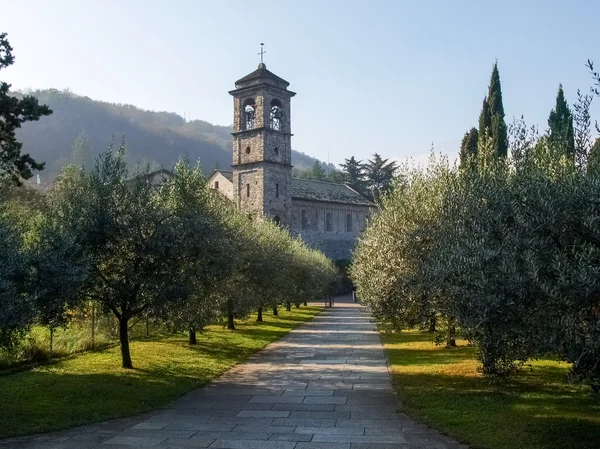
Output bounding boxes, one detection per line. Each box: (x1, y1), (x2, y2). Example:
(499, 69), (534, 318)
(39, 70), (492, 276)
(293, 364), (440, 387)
(274, 147), (279, 155)
(346, 213), (352, 232)
(301, 209), (308, 230)
(270, 99), (283, 131)
(243, 98), (256, 130)
(326, 212), (333, 232)
(245, 146), (251, 154)
(273, 216), (281, 226)
(214, 181), (219, 189)
(246, 183), (250, 197)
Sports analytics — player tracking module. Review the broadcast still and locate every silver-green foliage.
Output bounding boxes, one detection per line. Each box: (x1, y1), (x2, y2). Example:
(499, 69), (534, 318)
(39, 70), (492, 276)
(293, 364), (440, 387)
(0, 187), (31, 348)
(352, 93), (600, 382)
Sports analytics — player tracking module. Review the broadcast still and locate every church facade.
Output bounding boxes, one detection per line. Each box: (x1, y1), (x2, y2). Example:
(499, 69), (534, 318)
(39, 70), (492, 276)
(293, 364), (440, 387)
(208, 63), (373, 261)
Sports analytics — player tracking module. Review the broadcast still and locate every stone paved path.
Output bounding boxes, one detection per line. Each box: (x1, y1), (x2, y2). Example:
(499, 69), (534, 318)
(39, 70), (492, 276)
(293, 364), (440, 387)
(1, 296), (465, 449)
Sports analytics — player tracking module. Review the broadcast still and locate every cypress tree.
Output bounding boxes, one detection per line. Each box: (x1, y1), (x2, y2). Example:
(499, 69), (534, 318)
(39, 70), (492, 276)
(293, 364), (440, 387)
(478, 96), (492, 153)
(548, 84), (575, 159)
(459, 127), (479, 168)
(487, 63), (508, 158)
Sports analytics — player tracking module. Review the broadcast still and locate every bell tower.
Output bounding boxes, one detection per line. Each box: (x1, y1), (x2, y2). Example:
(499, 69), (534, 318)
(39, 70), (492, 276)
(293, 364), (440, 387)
(229, 59), (296, 226)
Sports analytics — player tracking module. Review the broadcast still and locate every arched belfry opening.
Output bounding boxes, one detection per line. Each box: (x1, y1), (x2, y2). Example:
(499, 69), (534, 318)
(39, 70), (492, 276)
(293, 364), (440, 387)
(270, 99), (283, 131)
(243, 98), (256, 130)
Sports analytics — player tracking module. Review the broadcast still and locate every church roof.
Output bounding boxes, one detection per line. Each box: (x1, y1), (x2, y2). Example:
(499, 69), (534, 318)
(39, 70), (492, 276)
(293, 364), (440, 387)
(291, 178), (374, 207)
(235, 63), (290, 87)
(209, 169), (233, 182)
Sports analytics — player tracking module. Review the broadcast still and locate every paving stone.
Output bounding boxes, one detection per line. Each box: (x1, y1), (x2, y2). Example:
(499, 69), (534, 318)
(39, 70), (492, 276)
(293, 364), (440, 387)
(295, 443), (351, 449)
(268, 433), (313, 442)
(1, 297), (463, 449)
(208, 440), (296, 449)
(289, 411), (350, 419)
(294, 426), (365, 435)
(235, 410), (290, 418)
(312, 435), (407, 444)
(303, 396), (348, 404)
(282, 389), (334, 396)
(131, 422), (169, 430)
(336, 419), (404, 428)
(350, 445), (409, 449)
(248, 396), (304, 404)
(271, 418), (337, 427)
(102, 436), (167, 446)
(157, 438), (215, 448)
(162, 423), (235, 432)
(211, 402), (273, 411)
(189, 431), (270, 441)
(271, 403), (335, 411)
(121, 429), (197, 439)
(233, 425), (295, 434)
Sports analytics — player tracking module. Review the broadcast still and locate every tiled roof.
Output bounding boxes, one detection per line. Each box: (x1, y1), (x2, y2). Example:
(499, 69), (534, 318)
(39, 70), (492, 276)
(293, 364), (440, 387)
(291, 178), (374, 206)
(211, 169), (233, 182)
(235, 63), (290, 87)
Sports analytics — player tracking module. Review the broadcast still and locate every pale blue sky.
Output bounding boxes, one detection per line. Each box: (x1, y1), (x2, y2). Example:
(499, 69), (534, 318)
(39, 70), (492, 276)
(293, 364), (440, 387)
(2, 0), (599, 166)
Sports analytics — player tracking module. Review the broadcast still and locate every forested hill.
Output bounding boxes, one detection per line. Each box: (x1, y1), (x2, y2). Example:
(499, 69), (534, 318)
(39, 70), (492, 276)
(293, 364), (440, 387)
(15, 89), (327, 180)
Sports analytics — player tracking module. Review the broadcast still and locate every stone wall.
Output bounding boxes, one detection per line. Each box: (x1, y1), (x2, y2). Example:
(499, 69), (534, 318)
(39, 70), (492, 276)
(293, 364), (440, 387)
(208, 172), (234, 200)
(233, 167), (264, 216)
(263, 165), (292, 226)
(291, 199), (371, 261)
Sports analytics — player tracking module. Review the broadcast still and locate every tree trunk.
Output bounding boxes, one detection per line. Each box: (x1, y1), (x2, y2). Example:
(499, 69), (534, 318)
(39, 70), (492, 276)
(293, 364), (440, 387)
(227, 300), (235, 330)
(303, 301), (308, 306)
(295, 302), (300, 308)
(446, 317), (456, 347)
(146, 315), (149, 337)
(286, 301), (291, 312)
(91, 302), (96, 350)
(119, 317), (133, 369)
(273, 305), (278, 316)
(257, 307), (263, 322)
(428, 317), (437, 333)
(189, 327), (197, 344)
(49, 327), (54, 354)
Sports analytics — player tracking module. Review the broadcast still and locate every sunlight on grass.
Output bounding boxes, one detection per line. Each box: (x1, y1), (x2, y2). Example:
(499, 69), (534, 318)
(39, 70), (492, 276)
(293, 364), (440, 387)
(0, 306), (321, 438)
(382, 330), (600, 449)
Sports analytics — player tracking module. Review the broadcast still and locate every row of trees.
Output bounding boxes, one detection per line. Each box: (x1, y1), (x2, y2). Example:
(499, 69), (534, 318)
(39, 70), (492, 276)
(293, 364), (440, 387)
(294, 154), (398, 202)
(351, 61), (600, 384)
(0, 150), (338, 369)
(0, 32), (337, 369)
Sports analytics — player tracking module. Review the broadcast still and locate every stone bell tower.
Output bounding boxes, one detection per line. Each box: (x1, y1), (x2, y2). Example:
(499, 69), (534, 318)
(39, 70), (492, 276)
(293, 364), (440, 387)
(229, 59), (296, 226)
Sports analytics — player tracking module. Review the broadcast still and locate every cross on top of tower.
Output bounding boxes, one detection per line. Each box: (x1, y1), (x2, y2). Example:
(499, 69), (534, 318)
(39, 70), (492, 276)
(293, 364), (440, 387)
(258, 43), (266, 64)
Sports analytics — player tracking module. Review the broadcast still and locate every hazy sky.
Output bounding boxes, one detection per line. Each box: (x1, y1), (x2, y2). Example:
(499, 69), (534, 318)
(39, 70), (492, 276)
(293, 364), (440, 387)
(2, 0), (599, 166)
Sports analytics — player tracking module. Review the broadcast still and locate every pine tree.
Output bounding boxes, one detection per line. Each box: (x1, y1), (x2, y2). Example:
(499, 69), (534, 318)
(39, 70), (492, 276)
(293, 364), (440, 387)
(548, 84), (575, 159)
(340, 156), (366, 194)
(309, 160), (327, 181)
(459, 127), (479, 168)
(487, 63), (508, 158)
(0, 33), (52, 184)
(365, 153), (397, 202)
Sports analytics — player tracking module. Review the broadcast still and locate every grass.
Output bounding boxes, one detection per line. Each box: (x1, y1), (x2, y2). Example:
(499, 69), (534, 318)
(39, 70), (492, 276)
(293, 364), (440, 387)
(0, 306), (322, 438)
(381, 330), (600, 449)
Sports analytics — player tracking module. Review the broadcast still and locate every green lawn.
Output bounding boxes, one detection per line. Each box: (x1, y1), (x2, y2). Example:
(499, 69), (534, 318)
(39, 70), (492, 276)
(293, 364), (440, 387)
(0, 306), (322, 438)
(381, 331), (600, 449)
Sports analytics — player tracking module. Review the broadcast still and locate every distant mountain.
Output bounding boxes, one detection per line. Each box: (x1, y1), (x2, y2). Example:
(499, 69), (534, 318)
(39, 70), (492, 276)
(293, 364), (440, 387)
(15, 89), (332, 181)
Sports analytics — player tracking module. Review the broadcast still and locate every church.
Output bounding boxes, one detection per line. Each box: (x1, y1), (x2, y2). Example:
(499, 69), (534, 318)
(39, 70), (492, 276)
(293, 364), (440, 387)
(208, 62), (374, 261)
